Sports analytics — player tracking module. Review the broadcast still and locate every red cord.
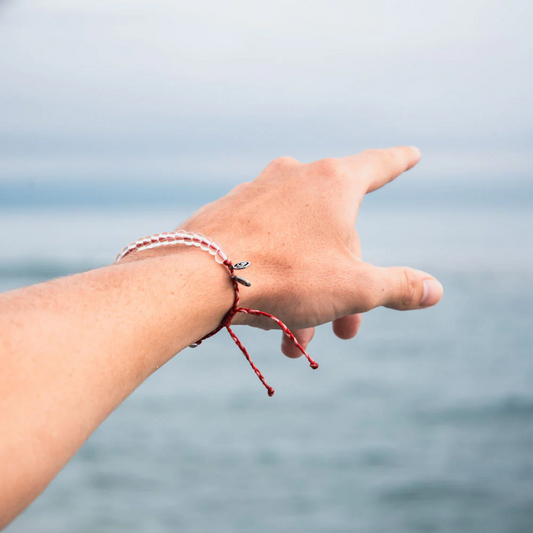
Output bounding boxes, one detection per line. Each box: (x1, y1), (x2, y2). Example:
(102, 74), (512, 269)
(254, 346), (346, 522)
(192, 259), (319, 396)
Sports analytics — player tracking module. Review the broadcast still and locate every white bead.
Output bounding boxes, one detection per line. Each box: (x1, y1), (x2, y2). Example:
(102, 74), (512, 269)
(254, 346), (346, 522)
(219, 249), (228, 261)
(208, 242), (221, 256)
(192, 233), (204, 247)
(184, 232), (194, 246)
(160, 232), (172, 245)
(215, 248), (227, 264)
(175, 230), (187, 244)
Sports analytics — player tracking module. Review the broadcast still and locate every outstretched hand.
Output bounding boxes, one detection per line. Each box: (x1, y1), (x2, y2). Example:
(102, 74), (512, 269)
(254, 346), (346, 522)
(181, 146), (443, 357)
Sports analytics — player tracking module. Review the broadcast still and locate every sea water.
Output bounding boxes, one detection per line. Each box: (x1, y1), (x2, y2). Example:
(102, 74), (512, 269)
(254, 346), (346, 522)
(2, 205), (533, 533)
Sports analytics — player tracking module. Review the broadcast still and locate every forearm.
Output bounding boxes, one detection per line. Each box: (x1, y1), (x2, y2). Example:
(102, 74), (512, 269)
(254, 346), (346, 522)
(0, 246), (233, 525)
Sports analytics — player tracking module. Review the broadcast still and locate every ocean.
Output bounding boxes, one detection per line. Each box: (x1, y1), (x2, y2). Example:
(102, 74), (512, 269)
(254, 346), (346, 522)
(2, 204), (533, 533)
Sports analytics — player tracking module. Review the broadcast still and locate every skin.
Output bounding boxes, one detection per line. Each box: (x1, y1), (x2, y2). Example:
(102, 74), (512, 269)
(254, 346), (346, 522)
(0, 147), (442, 528)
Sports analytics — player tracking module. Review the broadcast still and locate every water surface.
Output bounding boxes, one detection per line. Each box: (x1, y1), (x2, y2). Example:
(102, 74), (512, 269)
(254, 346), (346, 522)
(2, 206), (532, 533)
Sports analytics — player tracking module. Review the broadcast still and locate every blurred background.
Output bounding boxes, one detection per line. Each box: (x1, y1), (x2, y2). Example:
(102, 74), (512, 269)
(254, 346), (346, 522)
(1, 1), (532, 532)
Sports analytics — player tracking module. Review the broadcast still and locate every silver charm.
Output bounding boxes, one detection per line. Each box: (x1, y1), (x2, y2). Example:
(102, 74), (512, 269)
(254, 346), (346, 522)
(233, 275), (252, 287)
(233, 261), (250, 270)
(189, 343), (199, 348)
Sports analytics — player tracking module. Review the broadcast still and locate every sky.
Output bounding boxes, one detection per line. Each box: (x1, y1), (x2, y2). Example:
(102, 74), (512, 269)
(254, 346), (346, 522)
(0, 0), (532, 193)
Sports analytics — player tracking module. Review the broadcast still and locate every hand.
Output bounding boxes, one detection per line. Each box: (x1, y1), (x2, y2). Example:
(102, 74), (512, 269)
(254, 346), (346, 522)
(181, 146), (443, 358)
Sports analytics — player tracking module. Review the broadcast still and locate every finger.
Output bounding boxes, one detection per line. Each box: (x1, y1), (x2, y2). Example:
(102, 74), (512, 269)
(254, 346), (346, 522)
(364, 265), (443, 311)
(340, 146), (422, 194)
(281, 327), (315, 359)
(332, 314), (362, 339)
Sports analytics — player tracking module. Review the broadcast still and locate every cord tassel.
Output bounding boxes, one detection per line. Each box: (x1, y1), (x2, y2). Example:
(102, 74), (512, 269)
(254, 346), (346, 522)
(236, 308), (319, 369)
(226, 324), (275, 397)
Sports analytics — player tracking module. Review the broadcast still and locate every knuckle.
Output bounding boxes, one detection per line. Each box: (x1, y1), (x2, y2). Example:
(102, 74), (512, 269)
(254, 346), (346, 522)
(361, 148), (389, 165)
(399, 269), (421, 308)
(361, 148), (381, 159)
(267, 156), (300, 171)
(313, 157), (342, 178)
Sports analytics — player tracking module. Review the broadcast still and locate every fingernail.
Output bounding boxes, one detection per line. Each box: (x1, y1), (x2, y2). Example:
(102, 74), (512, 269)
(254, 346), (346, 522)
(420, 279), (443, 307)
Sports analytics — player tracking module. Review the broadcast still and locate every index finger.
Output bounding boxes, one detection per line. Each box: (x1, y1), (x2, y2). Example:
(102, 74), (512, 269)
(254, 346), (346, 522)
(340, 146), (422, 194)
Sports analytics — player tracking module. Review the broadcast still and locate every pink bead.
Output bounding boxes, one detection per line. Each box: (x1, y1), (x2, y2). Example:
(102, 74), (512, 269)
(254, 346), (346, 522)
(208, 242), (221, 256)
(160, 232), (173, 245)
(215, 249), (227, 264)
(175, 230), (187, 243)
(192, 233), (204, 247)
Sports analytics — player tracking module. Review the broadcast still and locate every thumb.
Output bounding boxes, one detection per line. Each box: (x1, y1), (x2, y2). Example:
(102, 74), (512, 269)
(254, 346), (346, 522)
(370, 266), (443, 310)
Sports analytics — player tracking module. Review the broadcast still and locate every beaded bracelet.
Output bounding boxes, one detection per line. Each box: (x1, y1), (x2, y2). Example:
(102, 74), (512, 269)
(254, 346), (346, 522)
(115, 230), (319, 396)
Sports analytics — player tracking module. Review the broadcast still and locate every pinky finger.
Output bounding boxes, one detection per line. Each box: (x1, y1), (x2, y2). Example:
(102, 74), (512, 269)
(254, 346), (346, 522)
(281, 327), (315, 359)
(332, 314), (362, 340)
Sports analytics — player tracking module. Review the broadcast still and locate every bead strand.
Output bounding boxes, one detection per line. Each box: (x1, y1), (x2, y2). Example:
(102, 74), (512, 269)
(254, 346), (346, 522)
(115, 230), (228, 265)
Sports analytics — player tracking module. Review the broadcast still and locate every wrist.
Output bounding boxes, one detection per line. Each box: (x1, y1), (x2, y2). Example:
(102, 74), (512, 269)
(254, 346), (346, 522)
(116, 244), (236, 351)
(117, 230), (271, 315)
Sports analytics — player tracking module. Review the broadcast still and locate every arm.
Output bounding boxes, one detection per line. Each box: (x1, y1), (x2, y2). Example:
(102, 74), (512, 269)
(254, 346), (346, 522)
(0, 247), (234, 526)
(0, 147), (442, 527)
